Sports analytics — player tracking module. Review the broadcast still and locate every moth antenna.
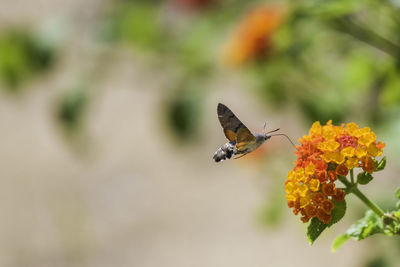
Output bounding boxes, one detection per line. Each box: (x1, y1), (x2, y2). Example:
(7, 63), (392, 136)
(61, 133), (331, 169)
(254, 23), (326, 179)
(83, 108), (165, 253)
(266, 128), (280, 134)
(270, 133), (296, 148)
(263, 122), (267, 134)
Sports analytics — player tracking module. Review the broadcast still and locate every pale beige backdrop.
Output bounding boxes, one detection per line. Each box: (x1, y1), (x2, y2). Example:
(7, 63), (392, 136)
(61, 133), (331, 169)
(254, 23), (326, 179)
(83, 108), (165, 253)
(0, 1), (371, 266)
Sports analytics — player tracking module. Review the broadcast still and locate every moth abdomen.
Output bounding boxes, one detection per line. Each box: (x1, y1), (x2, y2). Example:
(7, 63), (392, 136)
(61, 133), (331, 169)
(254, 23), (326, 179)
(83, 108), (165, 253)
(213, 141), (236, 162)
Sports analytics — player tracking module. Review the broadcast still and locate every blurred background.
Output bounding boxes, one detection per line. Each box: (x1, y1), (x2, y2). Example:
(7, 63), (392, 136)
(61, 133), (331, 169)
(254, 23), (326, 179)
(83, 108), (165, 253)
(1, 0), (400, 266)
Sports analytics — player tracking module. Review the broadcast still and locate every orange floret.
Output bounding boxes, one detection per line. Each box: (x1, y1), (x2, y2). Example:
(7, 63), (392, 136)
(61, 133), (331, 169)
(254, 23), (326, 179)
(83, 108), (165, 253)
(361, 157), (376, 173)
(321, 183), (336, 196)
(335, 164), (349, 176)
(321, 199), (334, 214)
(332, 188), (345, 202)
(317, 209), (332, 224)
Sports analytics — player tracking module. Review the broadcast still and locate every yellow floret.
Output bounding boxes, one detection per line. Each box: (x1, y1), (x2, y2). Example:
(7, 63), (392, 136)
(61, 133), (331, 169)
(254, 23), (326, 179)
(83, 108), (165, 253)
(309, 121), (322, 136)
(321, 151), (334, 163)
(333, 125), (344, 136)
(297, 184), (308, 197)
(346, 122), (359, 136)
(305, 163), (315, 176)
(295, 168), (306, 182)
(298, 135), (311, 143)
(367, 143), (382, 157)
(308, 179), (320, 192)
(322, 151), (344, 164)
(341, 146), (355, 157)
(322, 127), (336, 140)
(355, 147), (367, 159)
(286, 194), (296, 202)
(287, 170), (295, 181)
(318, 140), (340, 152)
(358, 132), (376, 146)
(285, 182), (297, 193)
(345, 157), (359, 169)
(299, 196), (310, 208)
(331, 151), (345, 164)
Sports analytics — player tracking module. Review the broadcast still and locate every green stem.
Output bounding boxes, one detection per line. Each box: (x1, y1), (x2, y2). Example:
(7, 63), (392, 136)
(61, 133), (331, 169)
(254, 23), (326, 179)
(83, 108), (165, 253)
(338, 175), (385, 217)
(350, 169), (354, 184)
(331, 16), (400, 59)
(338, 175), (352, 188)
(351, 187), (385, 217)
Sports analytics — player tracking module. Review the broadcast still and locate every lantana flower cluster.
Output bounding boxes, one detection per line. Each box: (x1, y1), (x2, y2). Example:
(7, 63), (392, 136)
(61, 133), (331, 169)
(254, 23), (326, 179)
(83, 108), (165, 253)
(285, 121), (385, 224)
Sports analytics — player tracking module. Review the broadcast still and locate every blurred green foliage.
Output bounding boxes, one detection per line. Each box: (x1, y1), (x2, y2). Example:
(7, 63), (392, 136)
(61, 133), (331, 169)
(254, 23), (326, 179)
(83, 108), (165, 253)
(108, 2), (164, 50)
(258, 189), (285, 227)
(0, 30), (55, 90)
(57, 89), (88, 131)
(1, 0), (399, 147)
(365, 256), (390, 267)
(100, 0), (400, 142)
(1, 0), (399, 139)
(164, 79), (204, 141)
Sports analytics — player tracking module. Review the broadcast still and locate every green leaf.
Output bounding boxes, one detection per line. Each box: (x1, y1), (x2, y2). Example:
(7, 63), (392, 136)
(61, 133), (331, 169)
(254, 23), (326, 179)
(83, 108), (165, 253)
(330, 200), (347, 224)
(331, 234), (351, 252)
(307, 200), (347, 244)
(393, 210), (400, 218)
(357, 172), (373, 185)
(395, 188), (400, 200)
(346, 210), (383, 241)
(307, 218), (328, 244)
(332, 210), (384, 252)
(376, 157), (386, 172)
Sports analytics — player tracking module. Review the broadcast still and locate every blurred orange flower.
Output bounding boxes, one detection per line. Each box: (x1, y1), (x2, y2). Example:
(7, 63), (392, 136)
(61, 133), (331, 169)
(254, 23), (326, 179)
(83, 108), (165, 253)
(285, 121), (385, 224)
(223, 5), (286, 65)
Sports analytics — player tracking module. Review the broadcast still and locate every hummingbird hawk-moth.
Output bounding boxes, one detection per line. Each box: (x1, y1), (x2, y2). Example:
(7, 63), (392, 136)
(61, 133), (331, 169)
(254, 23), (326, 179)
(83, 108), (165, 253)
(213, 103), (293, 162)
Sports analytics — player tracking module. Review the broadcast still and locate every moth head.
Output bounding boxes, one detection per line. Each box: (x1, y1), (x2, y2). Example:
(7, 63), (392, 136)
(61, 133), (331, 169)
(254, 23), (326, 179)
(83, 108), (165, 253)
(263, 124), (280, 141)
(261, 124), (295, 147)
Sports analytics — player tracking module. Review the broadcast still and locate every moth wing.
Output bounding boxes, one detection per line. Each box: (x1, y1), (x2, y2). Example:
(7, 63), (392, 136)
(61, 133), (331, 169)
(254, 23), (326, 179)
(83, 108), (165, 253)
(217, 103), (245, 141)
(236, 127), (256, 150)
(233, 152), (250, 159)
(217, 103), (256, 145)
(223, 129), (237, 142)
